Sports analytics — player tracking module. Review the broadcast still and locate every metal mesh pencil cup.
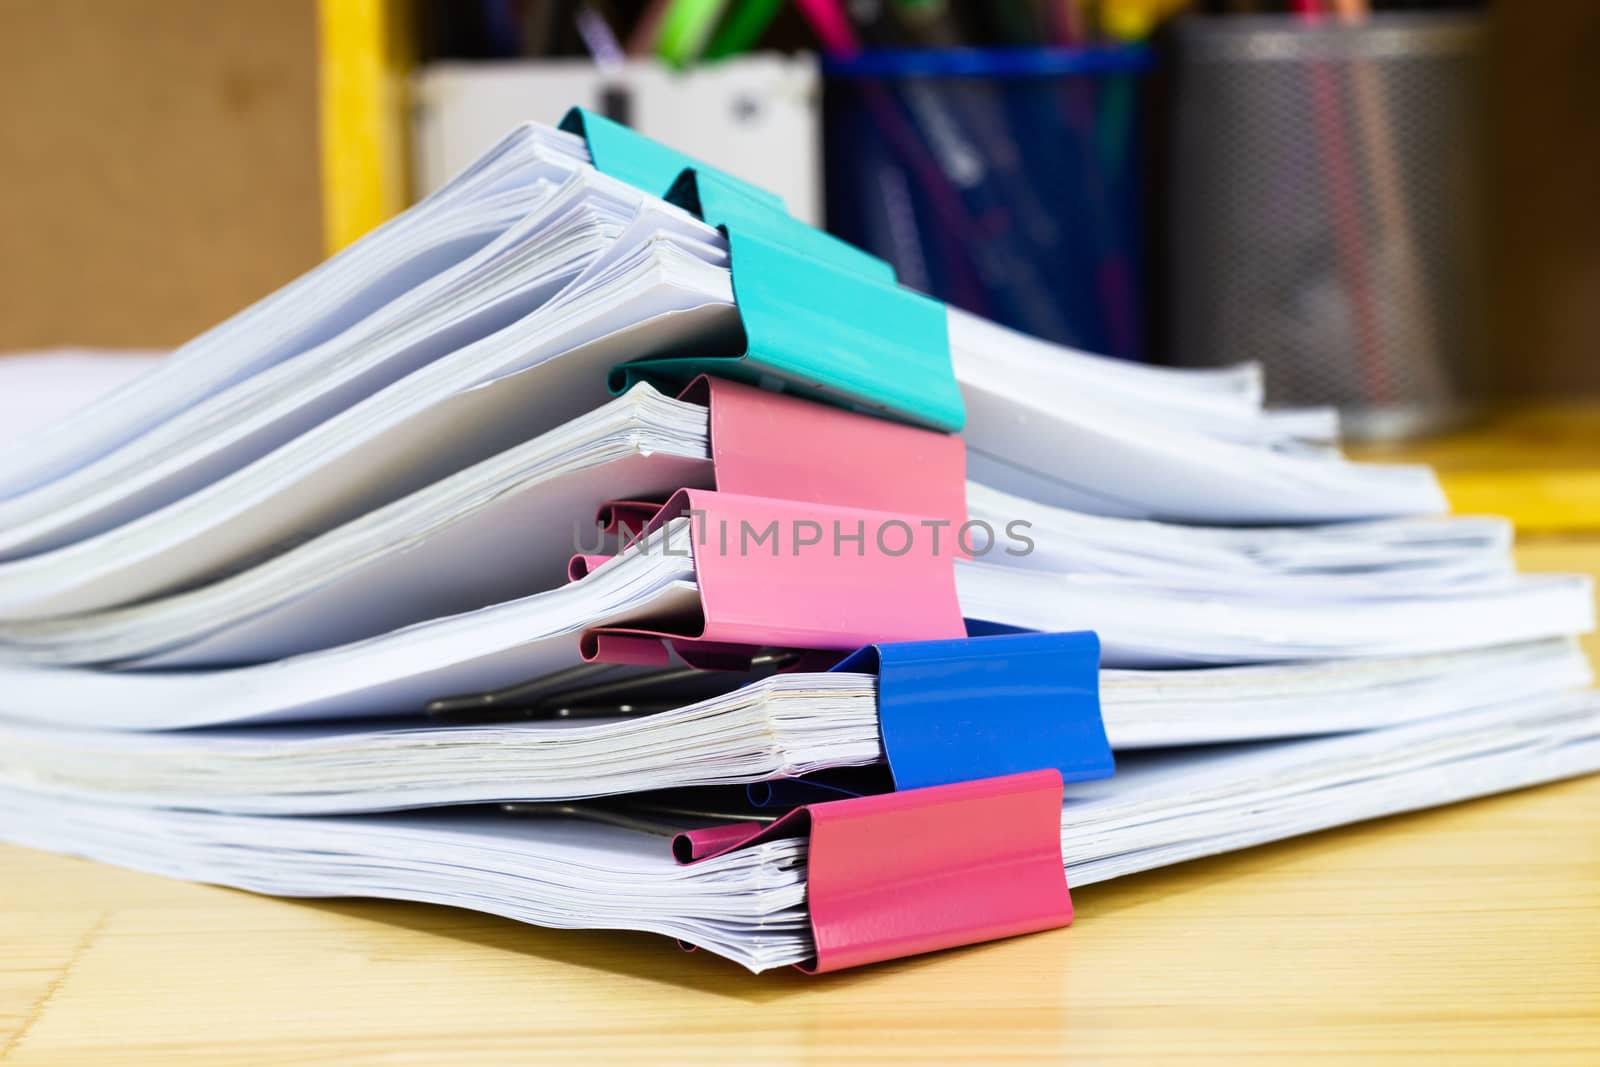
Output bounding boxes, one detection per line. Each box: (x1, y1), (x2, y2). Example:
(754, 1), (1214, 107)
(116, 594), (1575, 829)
(1165, 14), (1487, 439)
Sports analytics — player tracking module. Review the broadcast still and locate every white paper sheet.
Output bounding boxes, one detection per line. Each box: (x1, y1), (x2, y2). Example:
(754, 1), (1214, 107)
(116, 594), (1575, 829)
(0, 386), (1520, 666)
(0, 239), (738, 620)
(0, 125), (591, 499)
(957, 561), (1594, 667)
(1, 690), (1593, 973)
(0, 639), (1583, 813)
(0, 526), (701, 728)
(0, 350), (167, 448)
(0, 520), (1587, 727)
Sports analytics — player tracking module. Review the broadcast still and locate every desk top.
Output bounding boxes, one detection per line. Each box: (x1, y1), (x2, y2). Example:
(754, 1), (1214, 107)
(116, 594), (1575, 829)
(1350, 406), (1600, 533)
(2, 541), (1597, 1065)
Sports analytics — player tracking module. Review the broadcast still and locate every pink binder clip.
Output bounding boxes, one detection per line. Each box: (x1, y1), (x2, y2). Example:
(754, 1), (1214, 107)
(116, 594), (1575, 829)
(595, 377), (967, 542)
(570, 488), (966, 668)
(588, 375), (967, 548)
(681, 375), (968, 528)
(674, 770), (1072, 973)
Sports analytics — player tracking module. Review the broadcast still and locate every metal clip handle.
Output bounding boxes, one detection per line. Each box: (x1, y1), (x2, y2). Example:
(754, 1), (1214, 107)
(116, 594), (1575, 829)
(425, 649), (806, 723)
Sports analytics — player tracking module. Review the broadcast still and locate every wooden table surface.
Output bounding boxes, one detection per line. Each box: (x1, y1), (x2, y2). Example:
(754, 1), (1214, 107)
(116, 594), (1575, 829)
(1349, 406), (1600, 535)
(2, 547), (1598, 1065)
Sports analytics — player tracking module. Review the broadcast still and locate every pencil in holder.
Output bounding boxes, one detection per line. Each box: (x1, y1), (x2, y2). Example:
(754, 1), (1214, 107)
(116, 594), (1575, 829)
(823, 46), (1153, 361)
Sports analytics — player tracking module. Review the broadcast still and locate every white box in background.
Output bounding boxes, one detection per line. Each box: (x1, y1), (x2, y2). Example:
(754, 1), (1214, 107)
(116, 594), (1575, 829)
(412, 55), (821, 225)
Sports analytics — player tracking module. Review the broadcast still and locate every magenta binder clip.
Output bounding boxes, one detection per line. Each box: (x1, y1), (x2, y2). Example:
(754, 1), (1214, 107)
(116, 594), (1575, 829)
(680, 376), (967, 528)
(571, 488), (965, 668)
(674, 770), (1072, 973)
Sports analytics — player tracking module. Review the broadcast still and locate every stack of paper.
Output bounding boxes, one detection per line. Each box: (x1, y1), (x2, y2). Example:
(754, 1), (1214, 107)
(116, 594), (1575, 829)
(0, 114), (1594, 975)
(0, 382), (1522, 668)
(1, 691), (1593, 973)
(0, 639), (1585, 813)
(0, 512), (1586, 727)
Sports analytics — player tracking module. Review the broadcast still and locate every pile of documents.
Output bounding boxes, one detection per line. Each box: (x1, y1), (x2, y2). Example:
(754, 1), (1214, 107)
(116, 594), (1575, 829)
(0, 112), (1594, 974)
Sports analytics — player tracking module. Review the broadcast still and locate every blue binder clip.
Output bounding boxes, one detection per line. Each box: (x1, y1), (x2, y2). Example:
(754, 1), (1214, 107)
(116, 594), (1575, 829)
(834, 630), (1113, 792)
(559, 107), (965, 433)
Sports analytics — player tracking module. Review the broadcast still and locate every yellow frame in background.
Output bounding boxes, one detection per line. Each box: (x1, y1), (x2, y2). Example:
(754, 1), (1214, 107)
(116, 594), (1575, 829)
(317, 0), (415, 255)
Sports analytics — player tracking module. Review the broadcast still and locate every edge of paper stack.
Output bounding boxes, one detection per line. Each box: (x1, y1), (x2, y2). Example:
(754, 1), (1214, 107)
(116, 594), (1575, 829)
(0, 109), (1593, 974)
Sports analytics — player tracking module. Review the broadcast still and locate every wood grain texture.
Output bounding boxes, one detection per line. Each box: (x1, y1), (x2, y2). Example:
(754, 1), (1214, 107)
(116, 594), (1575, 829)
(0, 776), (1594, 1065)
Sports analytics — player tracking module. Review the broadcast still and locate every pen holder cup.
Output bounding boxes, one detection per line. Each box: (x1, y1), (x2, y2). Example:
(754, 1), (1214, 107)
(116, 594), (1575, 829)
(823, 47), (1153, 360)
(1164, 13), (1488, 440)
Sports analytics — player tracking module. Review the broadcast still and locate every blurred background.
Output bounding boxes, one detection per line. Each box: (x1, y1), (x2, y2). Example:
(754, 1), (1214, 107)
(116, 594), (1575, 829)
(0, 0), (1596, 442)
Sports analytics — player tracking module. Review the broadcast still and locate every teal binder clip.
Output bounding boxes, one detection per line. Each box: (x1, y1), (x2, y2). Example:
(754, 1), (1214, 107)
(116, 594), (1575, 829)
(559, 107), (782, 213)
(559, 107), (966, 433)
